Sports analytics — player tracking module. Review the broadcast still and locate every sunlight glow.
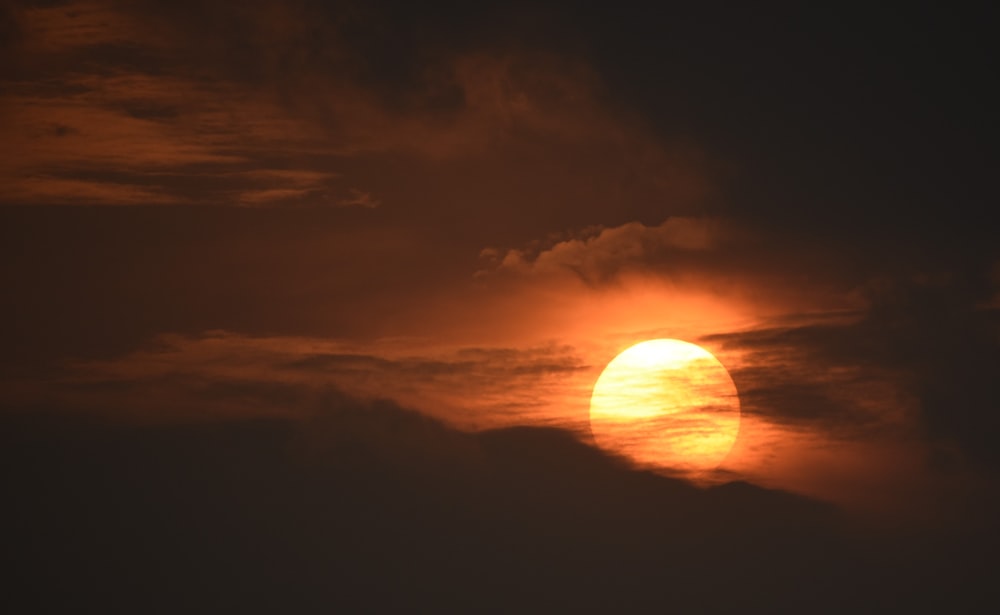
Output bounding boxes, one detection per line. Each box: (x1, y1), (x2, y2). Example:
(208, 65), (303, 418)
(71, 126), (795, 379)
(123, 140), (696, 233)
(589, 339), (741, 474)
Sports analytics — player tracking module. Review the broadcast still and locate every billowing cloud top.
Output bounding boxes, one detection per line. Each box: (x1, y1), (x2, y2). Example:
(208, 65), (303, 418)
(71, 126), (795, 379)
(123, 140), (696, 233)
(481, 217), (728, 283)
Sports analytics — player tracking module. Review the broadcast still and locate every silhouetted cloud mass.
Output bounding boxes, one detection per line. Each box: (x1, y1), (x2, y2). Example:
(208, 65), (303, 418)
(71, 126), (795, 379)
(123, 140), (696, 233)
(3, 392), (996, 613)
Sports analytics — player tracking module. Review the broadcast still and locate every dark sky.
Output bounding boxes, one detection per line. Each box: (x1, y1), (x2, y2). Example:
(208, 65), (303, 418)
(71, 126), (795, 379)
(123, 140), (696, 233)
(2, 1), (998, 611)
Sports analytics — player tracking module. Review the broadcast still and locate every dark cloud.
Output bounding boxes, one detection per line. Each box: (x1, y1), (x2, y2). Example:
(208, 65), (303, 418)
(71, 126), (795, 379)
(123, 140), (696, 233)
(705, 269), (1000, 472)
(0, 206), (434, 370)
(704, 318), (888, 423)
(3, 394), (995, 612)
(0, 1), (23, 64)
(858, 272), (1000, 469)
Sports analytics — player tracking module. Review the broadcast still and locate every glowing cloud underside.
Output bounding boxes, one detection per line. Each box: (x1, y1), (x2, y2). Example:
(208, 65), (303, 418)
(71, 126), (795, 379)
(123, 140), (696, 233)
(589, 339), (741, 473)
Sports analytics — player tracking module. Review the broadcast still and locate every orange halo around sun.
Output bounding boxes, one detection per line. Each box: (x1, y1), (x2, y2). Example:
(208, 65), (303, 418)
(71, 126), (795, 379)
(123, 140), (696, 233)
(589, 339), (741, 474)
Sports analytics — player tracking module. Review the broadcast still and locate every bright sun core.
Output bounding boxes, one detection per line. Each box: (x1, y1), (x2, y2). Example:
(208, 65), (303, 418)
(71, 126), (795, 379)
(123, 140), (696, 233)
(589, 339), (741, 475)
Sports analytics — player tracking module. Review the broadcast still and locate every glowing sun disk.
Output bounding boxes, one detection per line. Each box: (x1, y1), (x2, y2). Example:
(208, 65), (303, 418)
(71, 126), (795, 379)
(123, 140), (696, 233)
(589, 339), (741, 473)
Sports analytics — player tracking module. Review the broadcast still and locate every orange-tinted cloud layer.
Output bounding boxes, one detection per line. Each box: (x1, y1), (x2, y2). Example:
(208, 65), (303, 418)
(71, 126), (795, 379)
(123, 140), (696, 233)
(11, 295), (945, 519)
(1, 0), (706, 216)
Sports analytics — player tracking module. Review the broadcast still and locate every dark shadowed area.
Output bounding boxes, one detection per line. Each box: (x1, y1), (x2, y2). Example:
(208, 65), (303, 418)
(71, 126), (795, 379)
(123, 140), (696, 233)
(3, 393), (997, 613)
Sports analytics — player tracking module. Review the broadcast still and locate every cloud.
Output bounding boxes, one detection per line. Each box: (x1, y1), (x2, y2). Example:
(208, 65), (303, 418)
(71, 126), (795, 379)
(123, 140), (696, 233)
(702, 265), (1000, 474)
(4, 319), (973, 519)
(3, 394), (995, 611)
(480, 217), (732, 283)
(335, 188), (379, 208)
(237, 188), (316, 206)
(30, 330), (591, 430)
(0, 175), (181, 205)
(14, 0), (148, 52)
(702, 316), (912, 428)
(446, 207), (994, 510)
(0, 0), (707, 212)
(0, 68), (336, 205)
(857, 271), (1000, 469)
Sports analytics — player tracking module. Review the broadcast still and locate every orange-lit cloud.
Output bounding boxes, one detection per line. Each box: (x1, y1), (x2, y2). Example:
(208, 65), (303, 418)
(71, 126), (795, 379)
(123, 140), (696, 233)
(0, 196), (982, 521)
(1, 1), (706, 213)
(33, 331), (591, 432)
(1, 175), (179, 205)
(7, 278), (937, 518)
(15, 0), (151, 52)
(481, 217), (728, 282)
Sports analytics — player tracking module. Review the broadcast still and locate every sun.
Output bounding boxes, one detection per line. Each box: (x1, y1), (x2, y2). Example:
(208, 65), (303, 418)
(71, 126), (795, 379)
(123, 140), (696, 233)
(589, 339), (740, 475)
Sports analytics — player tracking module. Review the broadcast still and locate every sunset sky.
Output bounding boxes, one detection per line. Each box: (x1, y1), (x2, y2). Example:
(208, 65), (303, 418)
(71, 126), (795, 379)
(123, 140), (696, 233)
(3, 1), (998, 611)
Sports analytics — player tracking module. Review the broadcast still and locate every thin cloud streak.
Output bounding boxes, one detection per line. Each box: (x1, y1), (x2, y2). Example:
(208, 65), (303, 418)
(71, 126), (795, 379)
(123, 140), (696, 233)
(25, 331), (593, 432)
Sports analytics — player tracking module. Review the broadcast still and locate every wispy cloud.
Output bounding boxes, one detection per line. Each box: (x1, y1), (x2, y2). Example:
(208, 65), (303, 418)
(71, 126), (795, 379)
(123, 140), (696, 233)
(15, 0), (151, 51)
(35, 331), (591, 430)
(1, 1), (706, 211)
(335, 188), (379, 209)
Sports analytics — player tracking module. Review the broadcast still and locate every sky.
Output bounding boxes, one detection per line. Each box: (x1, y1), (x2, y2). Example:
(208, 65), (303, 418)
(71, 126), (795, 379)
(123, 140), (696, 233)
(2, 1), (999, 611)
